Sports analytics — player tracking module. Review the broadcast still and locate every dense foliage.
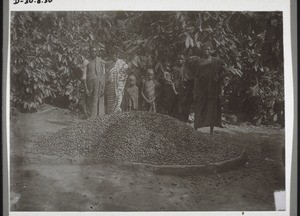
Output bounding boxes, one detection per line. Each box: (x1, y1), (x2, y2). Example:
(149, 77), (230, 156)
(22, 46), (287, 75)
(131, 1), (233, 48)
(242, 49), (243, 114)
(10, 11), (283, 125)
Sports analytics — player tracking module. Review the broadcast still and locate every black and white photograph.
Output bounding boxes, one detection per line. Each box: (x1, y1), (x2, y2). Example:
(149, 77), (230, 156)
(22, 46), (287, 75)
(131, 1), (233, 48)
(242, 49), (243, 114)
(8, 6), (289, 214)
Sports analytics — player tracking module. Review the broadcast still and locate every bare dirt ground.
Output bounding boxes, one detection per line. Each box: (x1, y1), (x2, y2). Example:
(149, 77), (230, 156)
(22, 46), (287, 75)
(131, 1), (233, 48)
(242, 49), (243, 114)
(10, 105), (285, 211)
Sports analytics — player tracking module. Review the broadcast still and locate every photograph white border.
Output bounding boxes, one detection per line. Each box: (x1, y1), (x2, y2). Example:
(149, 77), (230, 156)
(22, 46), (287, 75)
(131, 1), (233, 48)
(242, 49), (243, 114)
(5, 0), (293, 216)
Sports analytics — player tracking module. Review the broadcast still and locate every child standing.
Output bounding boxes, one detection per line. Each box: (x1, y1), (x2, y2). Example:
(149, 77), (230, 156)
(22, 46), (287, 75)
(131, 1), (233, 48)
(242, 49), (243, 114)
(121, 75), (139, 111)
(141, 69), (159, 112)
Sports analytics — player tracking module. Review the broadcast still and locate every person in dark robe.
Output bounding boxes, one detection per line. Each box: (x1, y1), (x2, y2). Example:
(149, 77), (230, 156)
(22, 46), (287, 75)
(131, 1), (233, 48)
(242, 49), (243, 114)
(188, 42), (227, 134)
(82, 47), (106, 118)
(173, 54), (194, 122)
(121, 75), (139, 111)
(156, 62), (178, 115)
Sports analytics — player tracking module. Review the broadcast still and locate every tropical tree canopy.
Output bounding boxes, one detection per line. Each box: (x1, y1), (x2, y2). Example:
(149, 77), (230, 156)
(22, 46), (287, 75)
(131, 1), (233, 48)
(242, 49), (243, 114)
(10, 11), (283, 125)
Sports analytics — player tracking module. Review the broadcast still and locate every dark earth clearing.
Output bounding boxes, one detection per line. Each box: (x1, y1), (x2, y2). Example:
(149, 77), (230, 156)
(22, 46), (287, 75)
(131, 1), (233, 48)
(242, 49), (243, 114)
(10, 105), (285, 211)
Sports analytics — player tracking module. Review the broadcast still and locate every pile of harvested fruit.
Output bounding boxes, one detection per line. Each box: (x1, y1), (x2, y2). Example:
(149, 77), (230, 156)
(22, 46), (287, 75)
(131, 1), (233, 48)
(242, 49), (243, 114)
(34, 112), (243, 165)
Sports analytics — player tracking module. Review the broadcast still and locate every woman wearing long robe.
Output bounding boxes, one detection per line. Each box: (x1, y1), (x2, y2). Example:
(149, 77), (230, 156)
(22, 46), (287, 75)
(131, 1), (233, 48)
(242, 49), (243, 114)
(82, 48), (106, 117)
(157, 71), (178, 115)
(155, 62), (178, 115)
(188, 42), (226, 134)
(173, 55), (194, 122)
(105, 54), (129, 114)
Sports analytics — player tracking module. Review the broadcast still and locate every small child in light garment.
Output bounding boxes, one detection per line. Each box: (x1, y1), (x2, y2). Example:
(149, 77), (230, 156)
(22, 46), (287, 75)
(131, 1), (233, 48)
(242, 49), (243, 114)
(141, 69), (160, 112)
(122, 75), (139, 111)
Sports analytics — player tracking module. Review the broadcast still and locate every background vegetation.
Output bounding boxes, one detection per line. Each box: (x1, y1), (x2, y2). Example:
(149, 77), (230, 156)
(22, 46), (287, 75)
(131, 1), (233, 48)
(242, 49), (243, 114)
(10, 11), (284, 125)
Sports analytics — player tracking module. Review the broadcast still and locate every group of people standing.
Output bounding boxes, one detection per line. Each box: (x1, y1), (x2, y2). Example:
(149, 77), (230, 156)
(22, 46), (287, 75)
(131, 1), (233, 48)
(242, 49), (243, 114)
(81, 42), (227, 134)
